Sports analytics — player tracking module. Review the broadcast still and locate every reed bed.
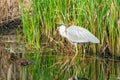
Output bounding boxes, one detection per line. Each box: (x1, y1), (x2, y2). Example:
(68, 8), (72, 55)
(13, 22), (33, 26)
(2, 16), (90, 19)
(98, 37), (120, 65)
(0, 0), (20, 22)
(21, 0), (120, 53)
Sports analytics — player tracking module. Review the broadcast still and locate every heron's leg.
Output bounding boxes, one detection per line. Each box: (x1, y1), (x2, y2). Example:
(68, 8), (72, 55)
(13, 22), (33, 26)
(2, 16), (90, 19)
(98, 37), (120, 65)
(74, 43), (78, 53)
(70, 43), (78, 64)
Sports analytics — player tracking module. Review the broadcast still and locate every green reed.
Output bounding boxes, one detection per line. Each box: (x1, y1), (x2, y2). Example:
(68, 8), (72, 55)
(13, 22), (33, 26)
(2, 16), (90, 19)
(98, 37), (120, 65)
(20, 2), (40, 49)
(20, 0), (120, 53)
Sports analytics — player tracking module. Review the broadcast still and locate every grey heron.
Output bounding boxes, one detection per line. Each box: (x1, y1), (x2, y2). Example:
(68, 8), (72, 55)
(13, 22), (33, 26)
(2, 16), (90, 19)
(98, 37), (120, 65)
(58, 24), (99, 62)
(58, 24), (99, 44)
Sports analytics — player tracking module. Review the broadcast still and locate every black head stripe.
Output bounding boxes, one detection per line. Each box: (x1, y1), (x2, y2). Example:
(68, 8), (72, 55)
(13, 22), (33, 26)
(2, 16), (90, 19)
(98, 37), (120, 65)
(58, 24), (64, 27)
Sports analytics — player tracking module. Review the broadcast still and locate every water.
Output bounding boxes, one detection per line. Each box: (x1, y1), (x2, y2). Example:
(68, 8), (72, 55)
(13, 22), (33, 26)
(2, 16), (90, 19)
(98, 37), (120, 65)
(0, 35), (120, 80)
(20, 52), (120, 80)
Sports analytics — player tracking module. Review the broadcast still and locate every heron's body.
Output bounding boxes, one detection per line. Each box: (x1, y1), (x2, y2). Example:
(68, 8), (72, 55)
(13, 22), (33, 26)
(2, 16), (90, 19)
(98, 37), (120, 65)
(58, 25), (99, 44)
(58, 24), (99, 63)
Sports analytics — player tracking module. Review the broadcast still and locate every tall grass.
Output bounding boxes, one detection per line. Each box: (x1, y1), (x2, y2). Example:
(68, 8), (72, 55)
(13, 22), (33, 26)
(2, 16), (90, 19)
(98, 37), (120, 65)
(20, 1), (40, 49)
(20, 0), (120, 80)
(20, 0), (120, 53)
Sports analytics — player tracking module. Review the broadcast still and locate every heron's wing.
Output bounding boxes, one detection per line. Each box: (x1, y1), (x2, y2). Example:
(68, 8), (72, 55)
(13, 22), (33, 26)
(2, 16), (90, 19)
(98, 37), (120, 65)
(66, 26), (99, 43)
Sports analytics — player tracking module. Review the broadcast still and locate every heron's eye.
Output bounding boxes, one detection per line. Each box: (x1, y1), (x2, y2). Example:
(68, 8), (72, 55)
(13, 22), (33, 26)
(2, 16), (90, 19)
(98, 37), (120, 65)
(58, 24), (64, 27)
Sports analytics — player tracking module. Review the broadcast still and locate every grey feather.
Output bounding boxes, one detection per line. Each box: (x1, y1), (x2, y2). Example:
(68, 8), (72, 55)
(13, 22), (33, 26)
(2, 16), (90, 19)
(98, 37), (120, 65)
(66, 26), (99, 43)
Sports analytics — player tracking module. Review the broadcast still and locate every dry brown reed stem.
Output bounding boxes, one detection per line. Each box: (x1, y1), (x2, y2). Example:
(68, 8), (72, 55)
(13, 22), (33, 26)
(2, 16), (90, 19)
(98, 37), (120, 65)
(0, 0), (20, 23)
(0, 0), (31, 23)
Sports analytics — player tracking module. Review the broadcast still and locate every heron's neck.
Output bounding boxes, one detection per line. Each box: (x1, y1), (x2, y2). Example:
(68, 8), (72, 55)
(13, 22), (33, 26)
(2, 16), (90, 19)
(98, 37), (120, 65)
(60, 30), (67, 38)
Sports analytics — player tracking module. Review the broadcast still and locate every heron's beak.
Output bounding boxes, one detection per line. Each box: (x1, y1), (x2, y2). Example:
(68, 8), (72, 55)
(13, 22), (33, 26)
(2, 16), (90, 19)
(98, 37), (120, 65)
(56, 27), (60, 33)
(56, 27), (59, 31)
(54, 27), (59, 36)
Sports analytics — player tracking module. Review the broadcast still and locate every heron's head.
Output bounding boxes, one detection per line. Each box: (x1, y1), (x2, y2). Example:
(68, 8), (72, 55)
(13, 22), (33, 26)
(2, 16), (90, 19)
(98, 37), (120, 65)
(57, 24), (67, 37)
(58, 24), (66, 32)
